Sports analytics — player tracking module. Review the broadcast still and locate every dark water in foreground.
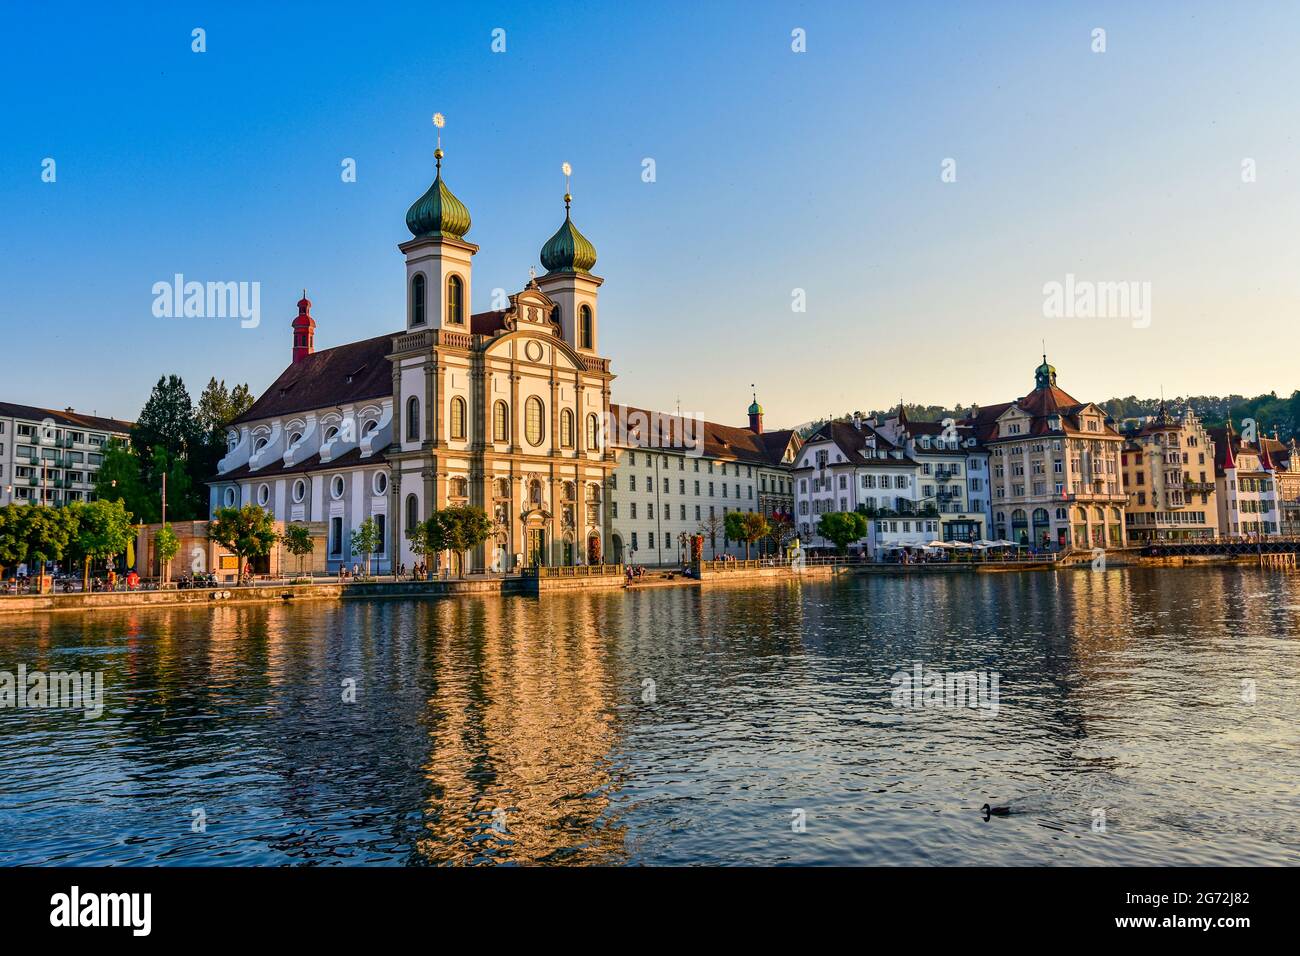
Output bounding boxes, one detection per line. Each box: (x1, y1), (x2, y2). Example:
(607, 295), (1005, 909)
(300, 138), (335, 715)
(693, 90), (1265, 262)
(0, 567), (1296, 866)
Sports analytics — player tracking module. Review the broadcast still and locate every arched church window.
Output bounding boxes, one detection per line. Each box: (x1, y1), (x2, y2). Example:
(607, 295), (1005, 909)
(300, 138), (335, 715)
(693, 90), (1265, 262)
(560, 409), (574, 448)
(586, 413), (601, 449)
(406, 397), (420, 441)
(406, 494), (419, 531)
(411, 274), (426, 325)
(446, 275), (464, 325)
(450, 397), (467, 440)
(579, 305), (593, 350)
(493, 401), (509, 443)
(525, 396), (545, 446)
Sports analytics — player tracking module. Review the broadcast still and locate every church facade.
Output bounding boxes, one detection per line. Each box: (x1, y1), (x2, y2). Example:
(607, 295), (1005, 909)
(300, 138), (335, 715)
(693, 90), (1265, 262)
(209, 143), (617, 573)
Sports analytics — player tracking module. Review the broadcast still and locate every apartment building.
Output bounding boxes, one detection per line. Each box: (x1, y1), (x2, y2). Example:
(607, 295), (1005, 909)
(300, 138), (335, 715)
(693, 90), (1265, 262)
(607, 402), (799, 565)
(0, 403), (133, 506)
(1121, 404), (1218, 542)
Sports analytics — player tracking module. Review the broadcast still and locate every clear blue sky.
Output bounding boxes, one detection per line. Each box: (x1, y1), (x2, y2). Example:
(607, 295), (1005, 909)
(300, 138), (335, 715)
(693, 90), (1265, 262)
(2, 1), (1298, 429)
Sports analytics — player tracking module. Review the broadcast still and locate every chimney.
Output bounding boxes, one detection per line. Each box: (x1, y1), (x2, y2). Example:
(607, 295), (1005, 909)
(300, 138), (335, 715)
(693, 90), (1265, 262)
(292, 290), (315, 364)
(852, 412), (862, 431)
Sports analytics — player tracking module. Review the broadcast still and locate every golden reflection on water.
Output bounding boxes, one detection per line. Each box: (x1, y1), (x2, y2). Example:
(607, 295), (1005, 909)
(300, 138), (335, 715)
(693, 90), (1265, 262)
(413, 595), (628, 865)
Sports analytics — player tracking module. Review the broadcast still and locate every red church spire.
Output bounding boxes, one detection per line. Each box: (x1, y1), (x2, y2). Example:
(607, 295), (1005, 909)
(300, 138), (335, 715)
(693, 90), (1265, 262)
(292, 290), (315, 364)
(1259, 437), (1275, 471)
(1222, 418), (1236, 470)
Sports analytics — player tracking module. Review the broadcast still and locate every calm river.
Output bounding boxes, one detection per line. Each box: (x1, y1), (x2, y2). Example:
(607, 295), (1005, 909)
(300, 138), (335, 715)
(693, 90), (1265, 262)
(0, 567), (1296, 865)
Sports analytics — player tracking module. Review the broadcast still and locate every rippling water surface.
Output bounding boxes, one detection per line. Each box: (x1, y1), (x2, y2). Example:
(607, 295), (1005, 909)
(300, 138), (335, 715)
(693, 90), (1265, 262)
(0, 567), (1297, 865)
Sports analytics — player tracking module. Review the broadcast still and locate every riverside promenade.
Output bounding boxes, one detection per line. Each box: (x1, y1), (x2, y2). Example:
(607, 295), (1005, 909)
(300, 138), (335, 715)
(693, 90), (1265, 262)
(0, 547), (1287, 616)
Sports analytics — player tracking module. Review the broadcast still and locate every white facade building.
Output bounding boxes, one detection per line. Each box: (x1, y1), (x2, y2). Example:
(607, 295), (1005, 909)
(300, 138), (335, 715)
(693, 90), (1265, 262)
(608, 403), (799, 565)
(0, 403), (132, 507)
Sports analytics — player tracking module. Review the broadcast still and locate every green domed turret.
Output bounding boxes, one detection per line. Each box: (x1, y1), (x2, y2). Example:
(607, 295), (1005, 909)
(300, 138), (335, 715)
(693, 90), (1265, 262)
(748, 399), (764, 416)
(540, 194), (597, 274)
(1034, 354), (1057, 389)
(405, 150), (471, 240)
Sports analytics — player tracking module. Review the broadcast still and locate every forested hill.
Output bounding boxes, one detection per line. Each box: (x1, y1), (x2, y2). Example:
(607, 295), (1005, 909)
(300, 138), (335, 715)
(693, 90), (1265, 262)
(803, 391), (1300, 443)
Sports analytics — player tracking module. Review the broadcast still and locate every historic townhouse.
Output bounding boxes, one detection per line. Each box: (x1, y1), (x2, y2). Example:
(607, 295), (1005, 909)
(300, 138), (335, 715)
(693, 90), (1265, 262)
(608, 400), (799, 565)
(1120, 404), (1218, 542)
(874, 407), (991, 542)
(964, 357), (1127, 549)
(1209, 421), (1289, 538)
(0, 403), (132, 507)
(793, 417), (933, 555)
(211, 142), (617, 573)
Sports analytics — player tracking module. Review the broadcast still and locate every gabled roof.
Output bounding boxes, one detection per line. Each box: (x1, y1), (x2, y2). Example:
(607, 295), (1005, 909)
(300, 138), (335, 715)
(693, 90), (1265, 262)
(610, 405), (796, 466)
(1208, 426), (1287, 475)
(962, 382), (1119, 440)
(0, 402), (133, 434)
(798, 419), (915, 468)
(233, 333), (396, 426)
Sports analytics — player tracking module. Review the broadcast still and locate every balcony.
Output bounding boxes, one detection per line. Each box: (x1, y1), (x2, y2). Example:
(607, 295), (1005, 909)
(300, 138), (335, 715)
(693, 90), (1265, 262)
(1184, 481), (1215, 494)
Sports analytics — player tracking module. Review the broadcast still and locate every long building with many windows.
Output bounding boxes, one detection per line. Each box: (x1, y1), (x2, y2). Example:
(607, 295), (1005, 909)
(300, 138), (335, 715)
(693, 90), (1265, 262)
(0, 403), (132, 507)
(607, 402), (799, 565)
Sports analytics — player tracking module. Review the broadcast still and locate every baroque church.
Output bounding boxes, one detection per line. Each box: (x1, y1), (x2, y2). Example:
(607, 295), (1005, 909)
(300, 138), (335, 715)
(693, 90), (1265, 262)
(209, 140), (615, 573)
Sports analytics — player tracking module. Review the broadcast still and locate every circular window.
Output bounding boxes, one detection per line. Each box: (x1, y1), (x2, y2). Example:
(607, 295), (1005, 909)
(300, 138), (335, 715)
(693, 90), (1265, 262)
(289, 432), (302, 447)
(324, 425), (340, 444)
(373, 471), (388, 495)
(293, 479), (307, 503)
(254, 436), (268, 453)
(223, 487), (236, 507)
(331, 475), (345, 499)
(364, 419), (379, 436)
(525, 396), (545, 446)
(257, 483), (270, 506)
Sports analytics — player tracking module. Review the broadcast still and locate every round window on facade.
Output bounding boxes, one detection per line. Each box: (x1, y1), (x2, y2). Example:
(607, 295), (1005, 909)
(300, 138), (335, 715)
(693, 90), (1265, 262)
(254, 436), (268, 453)
(224, 487), (236, 507)
(331, 475), (345, 499)
(373, 471), (388, 496)
(257, 483), (270, 506)
(293, 479), (307, 503)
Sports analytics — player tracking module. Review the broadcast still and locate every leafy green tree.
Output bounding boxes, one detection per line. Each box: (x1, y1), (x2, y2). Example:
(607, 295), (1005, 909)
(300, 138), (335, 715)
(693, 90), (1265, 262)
(426, 506), (493, 577)
(95, 438), (155, 522)
(154, 523), (181, 585)
(763, 512), (796, 557)
(73, 499), (136, 590)
(405, 522), (432, 579)
(193, 378), (255, 500)
(725, 510), (770, 559)
(282, 523), (315, 578)
(207, 505), (278, 584)
(817, 511), (869, 554)
(350, 517), (382, 578)
(134, 374), (200, 462)
(0, 504), (28, 579)
(22, 506), (80, 576)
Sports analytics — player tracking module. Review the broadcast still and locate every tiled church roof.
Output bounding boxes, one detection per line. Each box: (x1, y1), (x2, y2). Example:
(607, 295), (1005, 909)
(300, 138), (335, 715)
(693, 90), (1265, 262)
(233, 333), (397, 425)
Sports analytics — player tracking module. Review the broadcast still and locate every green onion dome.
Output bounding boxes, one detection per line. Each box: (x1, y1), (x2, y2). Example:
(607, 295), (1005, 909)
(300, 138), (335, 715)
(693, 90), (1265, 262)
(405, 150), (471, 239)
(748, 400), (764, 416)
(540, 194), (597, 274)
